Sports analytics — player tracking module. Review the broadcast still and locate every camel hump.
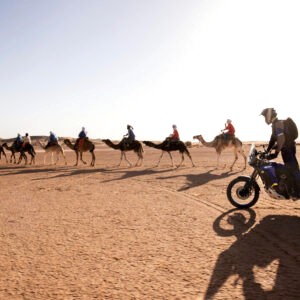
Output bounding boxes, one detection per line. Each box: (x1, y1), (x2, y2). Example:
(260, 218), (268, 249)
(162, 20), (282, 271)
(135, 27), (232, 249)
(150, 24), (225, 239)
(234, 137), (243, 146)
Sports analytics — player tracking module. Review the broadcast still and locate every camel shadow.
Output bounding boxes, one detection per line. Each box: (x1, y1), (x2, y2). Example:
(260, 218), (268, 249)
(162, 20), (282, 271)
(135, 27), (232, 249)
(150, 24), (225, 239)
(0, 166), (70, 176)
(0, 165), (109, 179)
(100, 167), (174, 183)
(157, 169), (239, 191)
(32, 168), (109, 180)
(205, 210), (300, 299)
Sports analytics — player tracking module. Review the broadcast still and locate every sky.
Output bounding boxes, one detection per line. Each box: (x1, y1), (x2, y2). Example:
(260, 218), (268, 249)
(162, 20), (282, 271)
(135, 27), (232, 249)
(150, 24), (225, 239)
(0, 0), (299, 142)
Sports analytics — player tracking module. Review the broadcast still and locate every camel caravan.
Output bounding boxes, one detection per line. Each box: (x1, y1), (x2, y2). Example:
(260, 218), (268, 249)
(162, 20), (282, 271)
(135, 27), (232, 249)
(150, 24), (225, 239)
(0, 121), (247, 170)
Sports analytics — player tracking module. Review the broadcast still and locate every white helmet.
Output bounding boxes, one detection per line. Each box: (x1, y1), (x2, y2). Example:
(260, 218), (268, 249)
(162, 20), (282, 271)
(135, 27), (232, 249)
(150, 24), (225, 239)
(227, 119), (232, 123)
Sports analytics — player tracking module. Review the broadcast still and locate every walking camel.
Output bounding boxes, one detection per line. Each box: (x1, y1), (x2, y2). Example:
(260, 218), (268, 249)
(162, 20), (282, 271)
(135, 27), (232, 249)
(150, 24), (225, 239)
(63, 138), (95, 166)
(193, 134), (246, 170)
(0, 145), (8, 163)
(143, 140), (195, 168)
(2, 142), (36, 165)
(102, 139), (144, 167)
(38, 140), (67, 165)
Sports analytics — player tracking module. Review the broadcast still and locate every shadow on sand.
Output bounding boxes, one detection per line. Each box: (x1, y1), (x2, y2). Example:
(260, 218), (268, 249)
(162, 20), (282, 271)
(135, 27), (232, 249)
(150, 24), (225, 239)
(204, 209), (300, 299)
(99, 167), (175, 183)
(157, 169), (239, 191)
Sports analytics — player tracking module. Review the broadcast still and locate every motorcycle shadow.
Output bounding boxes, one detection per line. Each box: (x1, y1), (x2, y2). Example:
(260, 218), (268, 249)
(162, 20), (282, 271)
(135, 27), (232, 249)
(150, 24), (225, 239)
(205, 210), (300, 299)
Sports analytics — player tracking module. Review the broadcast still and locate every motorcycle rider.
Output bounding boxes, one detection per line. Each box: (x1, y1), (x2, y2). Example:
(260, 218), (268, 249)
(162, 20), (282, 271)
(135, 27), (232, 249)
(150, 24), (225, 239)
(260, 108), (300, 198)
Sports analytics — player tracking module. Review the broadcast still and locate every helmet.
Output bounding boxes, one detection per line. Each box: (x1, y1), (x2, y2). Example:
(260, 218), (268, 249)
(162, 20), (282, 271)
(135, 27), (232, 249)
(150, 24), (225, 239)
(260, 108), (277, 125)
(82, 127), (85, 131)
(172, 124), (177, 128)
(127, 124), (133, 129)
(227, 119), (232, 123)
(50, 131), (53, 134)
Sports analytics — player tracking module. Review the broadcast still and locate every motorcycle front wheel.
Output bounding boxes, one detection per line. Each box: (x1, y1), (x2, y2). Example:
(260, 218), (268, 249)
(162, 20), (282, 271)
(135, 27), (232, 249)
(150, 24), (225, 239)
(226, 176), (260, 208)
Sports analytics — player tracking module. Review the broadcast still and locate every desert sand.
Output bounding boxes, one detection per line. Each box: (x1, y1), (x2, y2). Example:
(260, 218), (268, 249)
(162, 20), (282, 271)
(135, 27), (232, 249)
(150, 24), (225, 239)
(0, 140), (299, 299)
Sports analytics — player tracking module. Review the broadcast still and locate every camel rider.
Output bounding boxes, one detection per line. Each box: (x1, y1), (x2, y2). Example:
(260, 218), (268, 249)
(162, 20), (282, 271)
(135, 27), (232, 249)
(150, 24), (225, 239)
(221, 119), (235, 141)
(22, 133), (31, 148)
(46, 131), (58, 148)
(123, 125), (135, 147)
(14, 133), (23, 149)
(75, 127), (88, 149)
(166, 124), (180, 146)
(261, 108), (300, 198)
(170, 124), (179, 142)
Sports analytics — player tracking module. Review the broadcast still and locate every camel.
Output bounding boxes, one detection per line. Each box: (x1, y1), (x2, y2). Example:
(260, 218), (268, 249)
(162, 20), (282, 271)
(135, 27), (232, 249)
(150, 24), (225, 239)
(2, 142), (36, 165)
(0, 145), (8, 163)
(102, 139), (144, 167)
(63, 138), (95, 166)
(143, 139), (195, 168)
(193, 134), (246, 170)
(38, 140), (67, 165)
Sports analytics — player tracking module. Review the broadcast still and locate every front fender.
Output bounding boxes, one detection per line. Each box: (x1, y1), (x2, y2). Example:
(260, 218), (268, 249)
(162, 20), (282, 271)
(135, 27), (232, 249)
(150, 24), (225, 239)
(236, 175), (260, 191)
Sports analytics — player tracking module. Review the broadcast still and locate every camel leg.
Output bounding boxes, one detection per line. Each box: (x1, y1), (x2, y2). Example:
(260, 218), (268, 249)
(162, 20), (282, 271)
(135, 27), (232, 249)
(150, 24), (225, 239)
(230, 149), (239, 171)
(61, 150), (67, 165)
(177, 152), (185, 168)
(17, 153), (23, 164)
(19, 153), (27, 165)
(135, 157), (142, 167)
(90, 151), (95, 167)
(55, 153), (59, 164)
(29, 153), (35, 165)
(187, 153), (195, 167)
(167, 152), (175, 168)
(118, 152), (131, 167)
(55, 151), (60, 165)
(155, 151), (165, 167)
(134, 152), (142, 166)
(118, 153), (123, 166)
(123, 152), (132, 167)
(2, 152), (8, 163)
(74, 151), (79, 166)
(136, 153), (143, 166)
(239, 149), (247, 169)
(80, 151), (87, 165)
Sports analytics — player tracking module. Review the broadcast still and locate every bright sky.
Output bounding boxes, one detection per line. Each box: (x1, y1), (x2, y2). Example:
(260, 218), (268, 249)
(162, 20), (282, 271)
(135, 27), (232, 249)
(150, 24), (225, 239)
(1, 0), (299, 142)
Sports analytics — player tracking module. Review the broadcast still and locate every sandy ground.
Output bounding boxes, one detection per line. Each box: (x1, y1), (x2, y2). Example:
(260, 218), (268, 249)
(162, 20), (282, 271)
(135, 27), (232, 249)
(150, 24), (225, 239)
(0, 141), (299, 300)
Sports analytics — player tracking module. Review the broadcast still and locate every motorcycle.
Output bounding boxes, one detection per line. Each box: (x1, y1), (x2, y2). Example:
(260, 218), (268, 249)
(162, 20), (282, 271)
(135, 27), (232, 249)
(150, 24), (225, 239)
(227, 144), (298, 208)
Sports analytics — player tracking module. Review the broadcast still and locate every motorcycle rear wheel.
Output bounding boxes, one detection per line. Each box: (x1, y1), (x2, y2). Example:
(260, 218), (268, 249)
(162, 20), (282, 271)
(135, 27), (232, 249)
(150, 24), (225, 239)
(227, 176), (260, 208)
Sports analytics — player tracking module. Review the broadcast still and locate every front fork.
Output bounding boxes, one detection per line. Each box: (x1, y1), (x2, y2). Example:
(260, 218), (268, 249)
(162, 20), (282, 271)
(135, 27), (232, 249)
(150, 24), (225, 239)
(244, 170), (260, 190)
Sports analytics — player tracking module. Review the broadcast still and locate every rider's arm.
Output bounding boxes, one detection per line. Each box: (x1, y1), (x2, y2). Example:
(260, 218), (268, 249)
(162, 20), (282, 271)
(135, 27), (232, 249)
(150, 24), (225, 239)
(266, 135), (276, 153)
(274, 120), (285, 153)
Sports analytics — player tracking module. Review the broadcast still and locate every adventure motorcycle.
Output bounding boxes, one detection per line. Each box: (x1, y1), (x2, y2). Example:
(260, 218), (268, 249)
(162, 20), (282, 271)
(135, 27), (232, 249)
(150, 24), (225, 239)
(227, 144), (298, 208)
